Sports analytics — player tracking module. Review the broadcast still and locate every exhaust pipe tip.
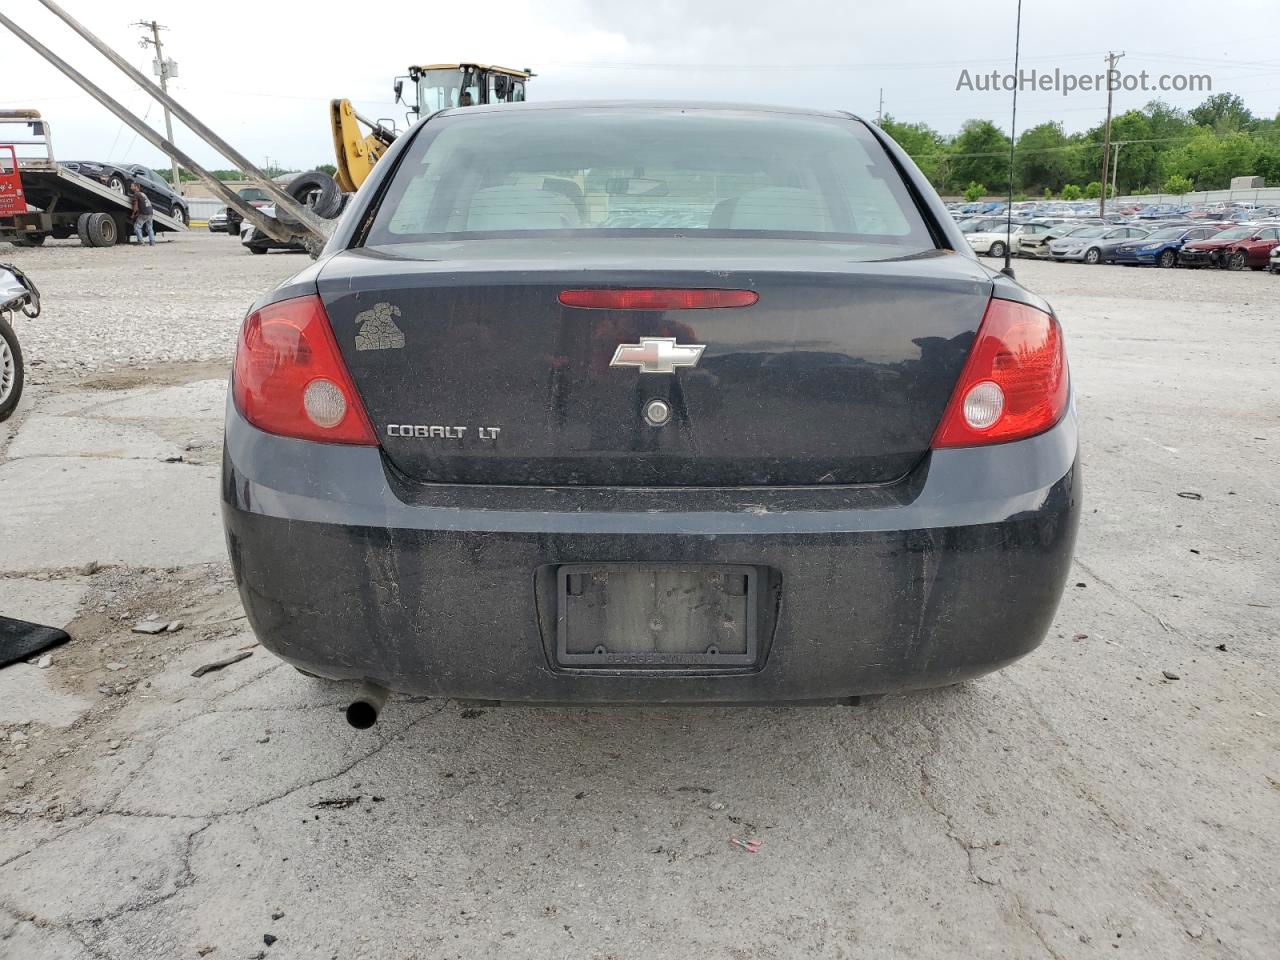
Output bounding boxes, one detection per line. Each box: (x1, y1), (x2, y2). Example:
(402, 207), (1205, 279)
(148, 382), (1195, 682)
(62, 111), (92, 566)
(346, 681), (389, 729)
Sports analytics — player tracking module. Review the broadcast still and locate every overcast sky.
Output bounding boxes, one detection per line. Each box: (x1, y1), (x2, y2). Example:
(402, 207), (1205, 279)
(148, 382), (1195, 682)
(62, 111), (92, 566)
(3, 0), (1277, 173)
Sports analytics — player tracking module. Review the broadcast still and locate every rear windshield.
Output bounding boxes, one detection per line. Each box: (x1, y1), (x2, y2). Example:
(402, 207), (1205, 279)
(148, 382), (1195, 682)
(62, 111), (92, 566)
(364, 108), (935, 255)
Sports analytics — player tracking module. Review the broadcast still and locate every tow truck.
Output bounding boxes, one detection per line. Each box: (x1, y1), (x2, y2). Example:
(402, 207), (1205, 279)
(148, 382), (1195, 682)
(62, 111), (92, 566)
(1, 110), (186, 247)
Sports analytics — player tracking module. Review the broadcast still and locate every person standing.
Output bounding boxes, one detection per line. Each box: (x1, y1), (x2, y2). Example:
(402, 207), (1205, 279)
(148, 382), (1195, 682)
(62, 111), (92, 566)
(129, 181), (155, 246)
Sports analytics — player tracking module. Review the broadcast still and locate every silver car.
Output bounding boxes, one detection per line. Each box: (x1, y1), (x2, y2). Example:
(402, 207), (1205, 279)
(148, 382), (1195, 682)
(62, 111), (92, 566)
(1048, 225), (1150, 264)
(1018, 221), (1099, 258)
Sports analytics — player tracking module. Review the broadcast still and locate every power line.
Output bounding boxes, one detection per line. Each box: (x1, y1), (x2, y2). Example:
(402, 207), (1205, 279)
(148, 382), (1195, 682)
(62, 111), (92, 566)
(1100, 50), (1125, 215)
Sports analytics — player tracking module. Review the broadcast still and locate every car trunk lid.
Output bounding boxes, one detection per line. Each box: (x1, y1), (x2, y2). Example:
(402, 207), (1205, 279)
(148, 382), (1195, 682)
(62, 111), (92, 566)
(317, 240), (993, 486)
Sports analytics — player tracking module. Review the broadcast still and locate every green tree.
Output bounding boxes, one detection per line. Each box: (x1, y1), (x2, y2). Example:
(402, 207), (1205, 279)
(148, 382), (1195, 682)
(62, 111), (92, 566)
(879, 114), (946, 186)
(947, 120), (1011, 193)
(314, 163), (338, 176)
(1015, 121), (1072, 193)
(1248, 112), (1280, 182)
(963, 181), (987, 201)
(1060, 183), (1082, 200)
(1144, 100), (1192, 140)
(1160, 129), (1261, 189)
(1189, 93), (1254, 133)
(1060, 130), (1104, 189)
(1107, 110), (1157, 193)
(1162, 174), (1194, 195)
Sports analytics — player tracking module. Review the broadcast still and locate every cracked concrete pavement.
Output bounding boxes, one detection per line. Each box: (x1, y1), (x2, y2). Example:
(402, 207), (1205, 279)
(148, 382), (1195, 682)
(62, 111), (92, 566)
(1, 234), (1277, 959)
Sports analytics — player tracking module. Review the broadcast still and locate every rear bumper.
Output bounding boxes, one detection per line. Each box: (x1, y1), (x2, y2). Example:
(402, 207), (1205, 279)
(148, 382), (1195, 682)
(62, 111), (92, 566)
(222, 398), (1081, 703)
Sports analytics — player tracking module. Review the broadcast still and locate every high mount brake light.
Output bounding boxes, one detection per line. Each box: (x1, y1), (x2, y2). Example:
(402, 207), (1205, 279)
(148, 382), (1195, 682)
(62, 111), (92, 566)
(232, 295), (377, 445)
(932, 297), (1069, 448)
(558, 289), (758, 310)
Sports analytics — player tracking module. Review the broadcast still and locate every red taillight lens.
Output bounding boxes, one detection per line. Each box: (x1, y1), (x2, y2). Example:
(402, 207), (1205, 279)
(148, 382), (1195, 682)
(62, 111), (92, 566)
(932, 297), (1069, 448)
(232, 295), (377, 445)
(558, 288), (758, 310)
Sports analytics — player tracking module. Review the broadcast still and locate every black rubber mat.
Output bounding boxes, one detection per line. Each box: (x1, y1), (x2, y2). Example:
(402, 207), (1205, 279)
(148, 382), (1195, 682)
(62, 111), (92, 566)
(0, 616), (71, 668)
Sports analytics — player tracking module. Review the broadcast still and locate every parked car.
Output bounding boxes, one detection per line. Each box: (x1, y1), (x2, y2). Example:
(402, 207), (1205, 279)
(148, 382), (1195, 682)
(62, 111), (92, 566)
(239, 204), (305, 255)
(221, 102), (1079, 716)
(955, 216), (1007, 234)
(1178, 226), (1278, 269)
(1134, 203), (1183, 220)
(1270, 244), (1280, 275)
(966, 220), (1054, 258)
(60, 161), (189, 224)
(1016, 222), (1090, 259)
(1113, 224), (1222, 268)
(1047, 225), (1151, 264)
(224, 187), (272, 236)
(207, 208), (229, 233)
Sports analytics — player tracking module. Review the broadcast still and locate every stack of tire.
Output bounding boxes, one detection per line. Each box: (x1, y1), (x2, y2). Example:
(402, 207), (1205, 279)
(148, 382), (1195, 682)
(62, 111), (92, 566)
(9, 211), (123, 248)
(242, 171), (347, 257)
(75, 211), (125, 247)
(281, 170), (346, 222)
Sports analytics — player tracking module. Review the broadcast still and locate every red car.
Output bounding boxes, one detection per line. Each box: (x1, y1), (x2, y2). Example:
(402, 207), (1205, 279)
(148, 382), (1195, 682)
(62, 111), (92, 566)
(1179, 225), (1280, 270)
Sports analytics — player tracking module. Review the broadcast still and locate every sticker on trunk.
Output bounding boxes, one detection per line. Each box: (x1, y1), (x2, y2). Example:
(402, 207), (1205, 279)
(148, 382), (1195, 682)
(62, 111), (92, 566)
(354, 302), (405, 351)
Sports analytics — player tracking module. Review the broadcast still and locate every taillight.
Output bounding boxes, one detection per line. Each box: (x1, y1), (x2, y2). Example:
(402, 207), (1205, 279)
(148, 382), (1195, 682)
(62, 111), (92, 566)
(932, 297), (1069, 448)
(231, 294), (377, 445)
(558, 288), (758, 310)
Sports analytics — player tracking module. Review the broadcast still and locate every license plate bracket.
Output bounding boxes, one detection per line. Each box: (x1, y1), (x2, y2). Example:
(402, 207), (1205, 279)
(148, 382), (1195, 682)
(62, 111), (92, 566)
(556, 563), (759, 668)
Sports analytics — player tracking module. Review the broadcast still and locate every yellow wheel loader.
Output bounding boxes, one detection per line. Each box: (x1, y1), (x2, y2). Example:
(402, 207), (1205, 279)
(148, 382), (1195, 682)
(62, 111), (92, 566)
(331, 63), (532, 193)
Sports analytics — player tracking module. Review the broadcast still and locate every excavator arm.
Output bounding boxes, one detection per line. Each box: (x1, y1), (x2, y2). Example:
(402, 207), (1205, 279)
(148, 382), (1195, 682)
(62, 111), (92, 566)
(330, 99), (397, 193)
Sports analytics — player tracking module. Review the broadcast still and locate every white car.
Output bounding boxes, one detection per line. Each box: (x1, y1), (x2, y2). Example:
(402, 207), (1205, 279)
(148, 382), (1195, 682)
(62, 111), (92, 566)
(965, 221), (1053, 258)
(1269, 244), (1280, 275)
(240, 204), (305, 255)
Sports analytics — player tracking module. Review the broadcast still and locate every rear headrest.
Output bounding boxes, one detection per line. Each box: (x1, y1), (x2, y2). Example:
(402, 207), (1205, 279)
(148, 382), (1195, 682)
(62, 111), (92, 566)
(466, 185), (581, 230)
(727, 187), (831, 232)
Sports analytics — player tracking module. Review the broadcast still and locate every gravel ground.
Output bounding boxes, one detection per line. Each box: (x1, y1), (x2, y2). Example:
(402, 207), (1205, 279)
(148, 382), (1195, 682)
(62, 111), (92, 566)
(2, 232), (302, 377)
(0, 232), (1277, 959)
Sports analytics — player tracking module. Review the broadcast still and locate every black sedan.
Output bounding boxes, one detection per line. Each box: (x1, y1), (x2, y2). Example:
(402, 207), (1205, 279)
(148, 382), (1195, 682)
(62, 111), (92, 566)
(221, 102), (1080, 722)
(61, 160), (189, 223)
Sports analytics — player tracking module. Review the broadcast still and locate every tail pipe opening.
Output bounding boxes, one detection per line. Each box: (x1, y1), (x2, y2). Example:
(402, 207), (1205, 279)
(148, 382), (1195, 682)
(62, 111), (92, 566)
(346, 681), (389, 729)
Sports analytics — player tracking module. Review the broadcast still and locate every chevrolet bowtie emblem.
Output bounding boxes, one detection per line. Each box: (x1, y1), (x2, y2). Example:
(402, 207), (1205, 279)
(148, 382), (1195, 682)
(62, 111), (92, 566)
(610, 337), (705, 374)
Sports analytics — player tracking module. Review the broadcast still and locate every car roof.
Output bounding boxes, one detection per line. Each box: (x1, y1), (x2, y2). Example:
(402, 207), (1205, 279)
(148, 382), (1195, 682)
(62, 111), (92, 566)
(433, 99), (863, 122)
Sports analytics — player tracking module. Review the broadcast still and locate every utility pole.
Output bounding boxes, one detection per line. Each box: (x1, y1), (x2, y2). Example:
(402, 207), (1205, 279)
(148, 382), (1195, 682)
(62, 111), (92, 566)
(876, 88), (884, 125)
(1099, 50), (1124, 217)
(1110, 140), (1125, 208)
(135, 20), (181, 194)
